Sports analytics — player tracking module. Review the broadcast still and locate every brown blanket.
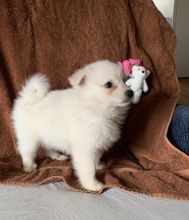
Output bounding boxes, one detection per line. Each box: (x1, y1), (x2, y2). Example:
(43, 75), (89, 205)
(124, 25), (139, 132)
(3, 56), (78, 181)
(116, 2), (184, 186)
(0, 0), (189, 199)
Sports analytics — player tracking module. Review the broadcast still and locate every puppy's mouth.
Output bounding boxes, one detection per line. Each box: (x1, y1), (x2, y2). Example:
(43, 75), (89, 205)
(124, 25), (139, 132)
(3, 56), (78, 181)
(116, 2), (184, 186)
(117, 99), (132, 107)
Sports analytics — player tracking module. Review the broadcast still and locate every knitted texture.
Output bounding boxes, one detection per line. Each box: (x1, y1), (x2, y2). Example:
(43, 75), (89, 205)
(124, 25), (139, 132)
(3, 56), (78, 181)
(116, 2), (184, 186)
(168, 105), (189, 155)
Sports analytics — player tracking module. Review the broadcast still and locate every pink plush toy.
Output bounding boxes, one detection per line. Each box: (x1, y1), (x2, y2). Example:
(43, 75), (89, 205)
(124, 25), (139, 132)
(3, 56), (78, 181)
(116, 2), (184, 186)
(118, 59), (143, 76)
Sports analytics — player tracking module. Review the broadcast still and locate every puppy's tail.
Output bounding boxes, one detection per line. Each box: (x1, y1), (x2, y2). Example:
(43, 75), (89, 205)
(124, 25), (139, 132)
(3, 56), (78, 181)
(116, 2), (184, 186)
(19, 74), (50, 105)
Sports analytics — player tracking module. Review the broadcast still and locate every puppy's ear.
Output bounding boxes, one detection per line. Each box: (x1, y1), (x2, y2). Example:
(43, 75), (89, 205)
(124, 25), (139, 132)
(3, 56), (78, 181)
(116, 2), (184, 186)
(68, 69), (86, 87)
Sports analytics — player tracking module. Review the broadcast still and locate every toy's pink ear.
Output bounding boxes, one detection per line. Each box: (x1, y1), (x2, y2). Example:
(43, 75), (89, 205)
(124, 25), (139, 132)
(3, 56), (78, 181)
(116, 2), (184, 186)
(118, 60), (132, 76)
(122, 61), (132, 76)
(118, 58), (143, 76)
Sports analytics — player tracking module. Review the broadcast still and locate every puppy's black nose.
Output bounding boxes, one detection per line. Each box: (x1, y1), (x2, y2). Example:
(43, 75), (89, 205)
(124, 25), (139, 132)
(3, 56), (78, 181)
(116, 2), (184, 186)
(125, 90), (133, 98)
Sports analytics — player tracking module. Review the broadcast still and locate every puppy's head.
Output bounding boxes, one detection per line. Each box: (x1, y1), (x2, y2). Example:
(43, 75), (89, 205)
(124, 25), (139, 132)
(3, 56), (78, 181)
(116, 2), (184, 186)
(69, 60), (133, 108)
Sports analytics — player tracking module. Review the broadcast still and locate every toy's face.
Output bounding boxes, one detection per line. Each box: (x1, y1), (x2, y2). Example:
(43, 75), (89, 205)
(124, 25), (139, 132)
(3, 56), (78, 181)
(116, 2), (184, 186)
(132, 65), (149, 78)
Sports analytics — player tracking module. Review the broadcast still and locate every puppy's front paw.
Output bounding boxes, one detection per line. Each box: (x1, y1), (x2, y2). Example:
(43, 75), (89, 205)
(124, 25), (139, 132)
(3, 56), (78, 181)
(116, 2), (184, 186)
(23, 162), (37, 173)
(83, 180), (104, 191)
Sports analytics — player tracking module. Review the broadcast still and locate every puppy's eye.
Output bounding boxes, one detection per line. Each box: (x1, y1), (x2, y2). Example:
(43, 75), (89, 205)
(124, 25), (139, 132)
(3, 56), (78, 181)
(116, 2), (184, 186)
(142, 70), (145, 73)
(105, 81), (113, 88)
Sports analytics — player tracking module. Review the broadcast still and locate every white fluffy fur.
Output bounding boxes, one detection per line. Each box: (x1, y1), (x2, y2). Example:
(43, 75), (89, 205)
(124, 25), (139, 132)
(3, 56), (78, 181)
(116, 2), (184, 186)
(12, 60), (132, 191)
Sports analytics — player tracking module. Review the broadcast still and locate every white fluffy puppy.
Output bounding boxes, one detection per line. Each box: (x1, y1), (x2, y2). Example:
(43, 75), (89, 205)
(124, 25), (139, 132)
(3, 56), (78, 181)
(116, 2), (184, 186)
(12, 60), (133, 191)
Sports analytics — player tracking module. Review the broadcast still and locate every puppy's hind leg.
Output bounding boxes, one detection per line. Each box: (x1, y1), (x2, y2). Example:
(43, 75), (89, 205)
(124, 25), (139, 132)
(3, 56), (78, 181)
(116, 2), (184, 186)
(17, 137), (38, 173)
